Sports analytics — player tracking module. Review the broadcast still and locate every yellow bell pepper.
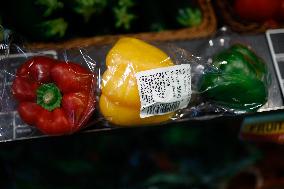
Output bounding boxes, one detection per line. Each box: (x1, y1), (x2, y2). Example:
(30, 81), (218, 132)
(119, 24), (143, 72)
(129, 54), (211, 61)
(100, 37), (175, 126)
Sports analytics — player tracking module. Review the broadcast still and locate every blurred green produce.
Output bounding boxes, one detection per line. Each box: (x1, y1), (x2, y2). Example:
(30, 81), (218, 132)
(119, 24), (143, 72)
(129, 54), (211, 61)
(177, 7), (202, 27)
(113, 0), (136, 30)
(0, 0), (202, 42)
(70, 0), (108, 22)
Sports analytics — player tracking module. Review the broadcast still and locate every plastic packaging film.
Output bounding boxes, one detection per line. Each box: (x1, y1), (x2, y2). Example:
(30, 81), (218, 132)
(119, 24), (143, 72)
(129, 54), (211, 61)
(0, 29), (277, 141)
(0, 44), (97, 140)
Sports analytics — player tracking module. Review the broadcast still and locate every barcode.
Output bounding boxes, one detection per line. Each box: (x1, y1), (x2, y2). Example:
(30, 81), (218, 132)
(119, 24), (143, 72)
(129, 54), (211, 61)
(142, 101), (181, 115)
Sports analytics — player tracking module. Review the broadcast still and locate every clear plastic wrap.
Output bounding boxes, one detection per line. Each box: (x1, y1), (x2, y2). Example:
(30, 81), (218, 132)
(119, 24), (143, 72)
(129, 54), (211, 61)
(0, 43), (97, 140)
(196, 27), (282, 112)
(0, 27), (282, 141)
(98, 36), (273, 127)
(98, 37), (205, 126)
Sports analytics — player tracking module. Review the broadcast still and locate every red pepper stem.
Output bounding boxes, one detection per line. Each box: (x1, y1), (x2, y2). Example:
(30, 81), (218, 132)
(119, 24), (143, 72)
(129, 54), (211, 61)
(36, 83), (62, 111)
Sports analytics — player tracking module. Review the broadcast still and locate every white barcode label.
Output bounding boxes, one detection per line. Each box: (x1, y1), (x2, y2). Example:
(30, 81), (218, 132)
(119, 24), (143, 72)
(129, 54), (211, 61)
(136, 64), (191, 118)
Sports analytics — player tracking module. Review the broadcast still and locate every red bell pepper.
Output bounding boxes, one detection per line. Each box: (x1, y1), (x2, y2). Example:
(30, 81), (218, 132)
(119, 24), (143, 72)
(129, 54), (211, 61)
(11, 56), (96, 135)
(233, 0), (282, 22)
(280, 0), (284, 20)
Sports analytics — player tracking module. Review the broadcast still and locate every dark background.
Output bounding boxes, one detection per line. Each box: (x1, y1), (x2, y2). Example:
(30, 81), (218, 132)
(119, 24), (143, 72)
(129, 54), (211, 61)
(1, 0), (284, 188)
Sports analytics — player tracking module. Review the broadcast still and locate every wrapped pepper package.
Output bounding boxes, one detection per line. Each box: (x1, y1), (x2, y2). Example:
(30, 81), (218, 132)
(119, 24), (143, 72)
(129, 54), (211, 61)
(0, 31), (282, 141)
(100, 37), (189, 126)
(198, 43), (269, 112)
(99, 37), (272, 127)
(0, 46), (98, 140)
(11, 56), (96, 135)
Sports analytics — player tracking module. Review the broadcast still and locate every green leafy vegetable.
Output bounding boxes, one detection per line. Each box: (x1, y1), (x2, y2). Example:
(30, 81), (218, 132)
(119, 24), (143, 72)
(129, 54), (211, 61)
(113, 7), (135, 30)
(117, 0), (134, 8)
(36, 18), (68, 39)
(35, 0), (64, 17)
(177, 7), (202, 27)
(72, 0), (108, 22)
(150, 22), (166, 32)
(113, 0), (136, 30)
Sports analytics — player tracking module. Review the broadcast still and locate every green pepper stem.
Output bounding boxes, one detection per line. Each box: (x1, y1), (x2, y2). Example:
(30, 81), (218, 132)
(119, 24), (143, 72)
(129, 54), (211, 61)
(37, 83), (62, 111)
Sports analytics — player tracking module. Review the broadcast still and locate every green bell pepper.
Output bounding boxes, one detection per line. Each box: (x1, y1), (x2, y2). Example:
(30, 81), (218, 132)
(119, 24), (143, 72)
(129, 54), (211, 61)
(198, 44), (269, 112)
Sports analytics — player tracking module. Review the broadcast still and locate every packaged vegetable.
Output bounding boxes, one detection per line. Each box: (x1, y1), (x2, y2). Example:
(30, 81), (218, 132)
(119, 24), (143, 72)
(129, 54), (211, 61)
(99, 37), (176, 126)
(198, 44), (269, 112)
(0, 29), (279, 141)
(11, 56), (96, 135)
(99, 37), (271, 127)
